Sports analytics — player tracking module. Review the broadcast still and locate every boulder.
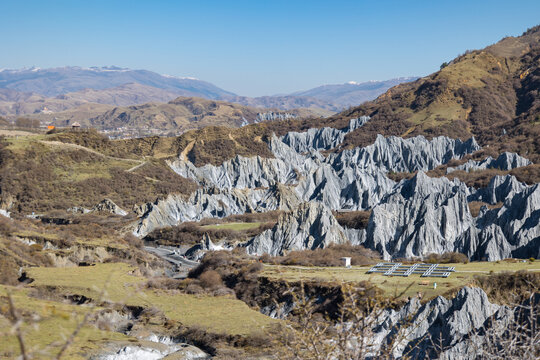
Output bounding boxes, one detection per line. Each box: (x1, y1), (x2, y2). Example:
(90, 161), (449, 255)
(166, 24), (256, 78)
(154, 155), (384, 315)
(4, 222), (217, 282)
(92, 199), (127, 216)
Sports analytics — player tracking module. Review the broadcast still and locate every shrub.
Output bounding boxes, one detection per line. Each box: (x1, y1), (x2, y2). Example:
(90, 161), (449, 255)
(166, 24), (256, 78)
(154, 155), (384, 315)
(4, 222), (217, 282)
(474, 270), (540, 303)
(185, 283), (204, 295)
(333, 211), (371, 229)
(212, 287), (235, 297)
(199, 270), (223, 289)
(267, 244), (380, 267)
(146, 277), (182, 290)
(123, 233), (143, 249)
(424, 252), (469, 264)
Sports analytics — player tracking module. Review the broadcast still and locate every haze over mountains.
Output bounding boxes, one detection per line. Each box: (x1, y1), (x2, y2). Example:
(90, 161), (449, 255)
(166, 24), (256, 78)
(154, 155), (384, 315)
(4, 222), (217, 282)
(0, 66), (414, 116)
(0, 66), (234, 99)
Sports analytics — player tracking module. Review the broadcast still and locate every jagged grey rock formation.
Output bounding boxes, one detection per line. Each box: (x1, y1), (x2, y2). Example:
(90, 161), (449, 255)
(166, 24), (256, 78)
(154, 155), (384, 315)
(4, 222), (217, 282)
(97, 336), (209, 360)
(170, 133), (479, 214)
(171, 132), (479, 192)
(329, 135), (480, 173)
(92, 199), (127, 216)
(245, 202), (348, 256)
(169, 154), (299, 189)
(469, 175), (528, 205)
(372, 287), (502, 359)
(360, 172), (539, 261)
(185, 233), (232, 261)
(281, 116), (369, 152)
(295, 163), (395, 211)
(460, 183), (540, 260)
(136, 116), (540, 261)
(343, 227), (366, 245)
(134, 185), (301, 237)
(364, 172), (474, 260)
(255, 111), (297, 123)
(447, 152), (531, 173)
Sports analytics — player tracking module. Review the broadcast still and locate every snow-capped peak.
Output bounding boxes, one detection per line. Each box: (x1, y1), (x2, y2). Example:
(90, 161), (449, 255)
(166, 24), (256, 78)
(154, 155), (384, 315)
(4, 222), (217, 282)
(162, 74), (199, 81)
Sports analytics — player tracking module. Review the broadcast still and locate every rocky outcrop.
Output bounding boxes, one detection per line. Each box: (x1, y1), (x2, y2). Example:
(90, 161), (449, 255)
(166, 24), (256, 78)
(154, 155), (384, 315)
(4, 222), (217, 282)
(462, 183), (540, 260)
(372, 287), (502, 359)
(92, 199), (128, 216)
(447, 152), (532, 173)
(329, 135), (480, 173)
(134, 185), (301, 237)
(281, 116), (369, 152)
(98, 336), (209, 360)
(255, 111), (297, 123)
(169, 154), (299, 189)
(360, 172), (539, 261)
(185, 233), (232, 261)
(245, 202), (348, 256)
(295, 164), (395, 211)
(137, 119), (540, 261)
(469, 175), (528, 205)
(364, 172), (474, 260)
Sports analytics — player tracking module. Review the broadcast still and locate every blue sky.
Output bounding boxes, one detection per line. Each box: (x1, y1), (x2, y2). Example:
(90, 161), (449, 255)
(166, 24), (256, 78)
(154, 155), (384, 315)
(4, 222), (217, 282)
(1, 0), (539, 96)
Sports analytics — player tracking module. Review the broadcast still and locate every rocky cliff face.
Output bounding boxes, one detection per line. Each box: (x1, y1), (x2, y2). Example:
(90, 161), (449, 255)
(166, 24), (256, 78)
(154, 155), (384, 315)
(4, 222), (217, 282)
(245, 201), (348, 256)
(372, 287), (506, 359)
(364, 172), (474, 260)
(134, 117), (538, 260)
(281, 116), (369, 153)
(469, 175), (528, 205)
(134, 185), (301, 237)
(92, 198), (128, 216)
(447, 151), (532, 173)
(329, 135), (480, 173)
(464, 183), (540, 260)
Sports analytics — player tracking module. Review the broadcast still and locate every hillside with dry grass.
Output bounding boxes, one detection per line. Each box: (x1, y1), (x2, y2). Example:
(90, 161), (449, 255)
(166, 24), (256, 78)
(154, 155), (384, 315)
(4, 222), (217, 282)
(0, 131), (196, 214)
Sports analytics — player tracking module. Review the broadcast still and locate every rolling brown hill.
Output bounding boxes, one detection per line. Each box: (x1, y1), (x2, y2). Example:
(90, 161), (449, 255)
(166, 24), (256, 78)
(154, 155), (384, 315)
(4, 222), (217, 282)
(0, 83), (184, 117)
(55, 83), (184, 106)
(84, 96), (328, 133)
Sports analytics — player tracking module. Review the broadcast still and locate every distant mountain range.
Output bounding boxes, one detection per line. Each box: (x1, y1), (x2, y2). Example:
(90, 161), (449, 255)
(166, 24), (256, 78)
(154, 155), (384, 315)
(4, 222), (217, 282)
(0, 66), (234, 99)
(290, 78), (417, 108)
(0, 66), (416, 115)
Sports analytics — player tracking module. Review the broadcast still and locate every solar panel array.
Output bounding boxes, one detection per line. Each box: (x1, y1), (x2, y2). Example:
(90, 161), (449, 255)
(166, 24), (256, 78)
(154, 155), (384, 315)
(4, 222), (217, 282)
(367, 263), (455, 278)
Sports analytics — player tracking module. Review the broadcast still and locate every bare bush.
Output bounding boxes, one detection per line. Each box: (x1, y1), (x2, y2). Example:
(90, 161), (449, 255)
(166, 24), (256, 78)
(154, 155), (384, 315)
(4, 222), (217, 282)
(266, 244), (380, 267)
(424, 251), (469, 264)
(199, 270), (223, 289)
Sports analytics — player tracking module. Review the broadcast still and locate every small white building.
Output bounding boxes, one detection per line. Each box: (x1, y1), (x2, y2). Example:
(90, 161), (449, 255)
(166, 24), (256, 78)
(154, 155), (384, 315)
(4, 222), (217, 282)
(341, 257), (351, 268)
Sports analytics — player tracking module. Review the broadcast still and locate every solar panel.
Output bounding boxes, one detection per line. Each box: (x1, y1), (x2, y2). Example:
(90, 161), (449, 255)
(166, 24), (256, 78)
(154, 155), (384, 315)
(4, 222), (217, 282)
(367, 262), (455, 278)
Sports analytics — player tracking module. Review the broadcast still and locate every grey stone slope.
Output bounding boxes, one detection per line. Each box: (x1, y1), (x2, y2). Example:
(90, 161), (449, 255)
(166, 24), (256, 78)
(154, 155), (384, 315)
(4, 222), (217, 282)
(447, 151), (532, 173)
(92, 198), (127, 216)
(169, 133), (481, 214)
(295, 164), (395, 211)
(328, 135), (480, 173)
(136, 117), (540, 261)
(372, 287), (504, 359)
(469, 174), (528, 205)
(245, 201), (348, 256)
(133, 185), (301, 237)
(361, 172), (540, 261)
(281, 116), (369, 153)
(460, 183), (540, 260)
(171, 132), (481, 192)
(168, 134), (320, 189)
(364, 172), (474, 260)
